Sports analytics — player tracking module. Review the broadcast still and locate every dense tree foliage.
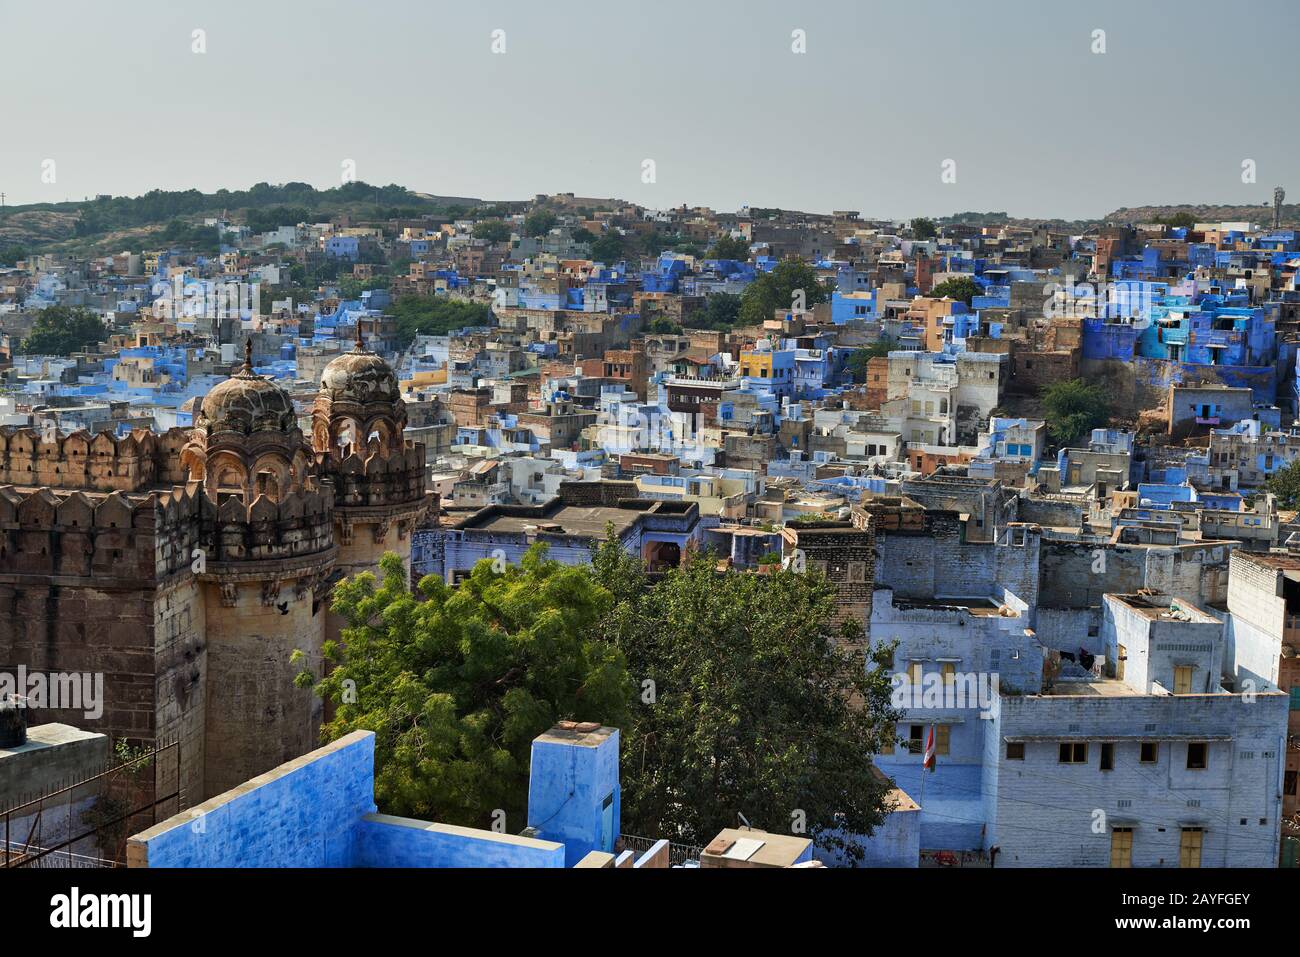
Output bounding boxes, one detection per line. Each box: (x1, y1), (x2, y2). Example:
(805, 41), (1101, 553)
(910, 217), (938, 240)
(0, 243), (29, 265)
(68, 181), (439, 239)
(589, 537), (899, 861)
(303, 535), (900, 862)
(688, 292), (743, 330)
(590, 231), (628, 264)
(707, 235), (752, 261)
(928, 275), (981, 306)
(20, 305), (108, 356)
(738, 259), (830, 326)
(471, 220), (512, 243)
(523, 210), (558, 237)
(308, 550), (634, 829)
(846, 337), (896, 382)
(1041, 378), (1111, 448)
(390, 295), (492, 348)
(1263, 460), (1300, 509)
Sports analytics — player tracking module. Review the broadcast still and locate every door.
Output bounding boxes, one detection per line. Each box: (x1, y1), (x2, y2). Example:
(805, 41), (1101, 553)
(599, 793), (615, 853)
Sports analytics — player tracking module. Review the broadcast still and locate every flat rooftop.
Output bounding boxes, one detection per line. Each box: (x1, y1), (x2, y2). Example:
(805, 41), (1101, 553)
(1036, 679), (1144, 698)
(1109, 593), (1219, 624)
(894, 596), (1006, 617)
(466, 504), (642, 537)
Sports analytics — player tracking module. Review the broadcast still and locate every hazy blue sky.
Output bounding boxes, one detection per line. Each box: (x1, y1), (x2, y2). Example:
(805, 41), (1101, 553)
(3, 0), (1298, 219)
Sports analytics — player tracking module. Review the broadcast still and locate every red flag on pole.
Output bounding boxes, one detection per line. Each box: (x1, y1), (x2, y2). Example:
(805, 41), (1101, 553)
(923, 724), (937, 771)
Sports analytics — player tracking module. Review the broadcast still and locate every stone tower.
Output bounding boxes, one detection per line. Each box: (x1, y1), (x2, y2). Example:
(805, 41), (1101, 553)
(311, 330), (430, 585)
(182, 343), (336, 799)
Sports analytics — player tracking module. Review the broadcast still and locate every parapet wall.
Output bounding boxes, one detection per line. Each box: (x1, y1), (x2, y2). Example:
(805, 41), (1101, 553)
(0, 427), (189, 493)
(317, 443), (426, 509)
(0, 481), (336, 582)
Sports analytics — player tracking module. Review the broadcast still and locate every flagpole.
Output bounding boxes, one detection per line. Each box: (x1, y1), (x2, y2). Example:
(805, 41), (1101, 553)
(919, 723), (931, 851)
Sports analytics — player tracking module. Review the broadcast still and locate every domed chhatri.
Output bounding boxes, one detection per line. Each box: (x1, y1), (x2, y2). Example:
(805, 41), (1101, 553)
(197, 340), (298, 437)
(319, 349), (400, 406)
(182, 340), (310, 500)
(312, 327), (406, 453)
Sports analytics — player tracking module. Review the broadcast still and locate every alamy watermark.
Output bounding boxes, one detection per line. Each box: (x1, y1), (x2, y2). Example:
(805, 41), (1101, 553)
(150, 276), (260, 321)
(1, 667), (103, 720)
(890, 669), (999, 719)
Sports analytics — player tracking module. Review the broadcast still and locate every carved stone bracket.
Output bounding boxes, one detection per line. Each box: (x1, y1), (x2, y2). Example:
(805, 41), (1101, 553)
(220, 582), (238, 607)
(260, 576), (282, 606)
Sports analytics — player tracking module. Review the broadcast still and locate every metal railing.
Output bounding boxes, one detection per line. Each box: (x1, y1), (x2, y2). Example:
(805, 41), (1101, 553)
(616, 833), (704, 867)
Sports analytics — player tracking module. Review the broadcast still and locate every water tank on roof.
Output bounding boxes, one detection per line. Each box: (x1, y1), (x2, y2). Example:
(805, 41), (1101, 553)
(0, 694), (27, 748)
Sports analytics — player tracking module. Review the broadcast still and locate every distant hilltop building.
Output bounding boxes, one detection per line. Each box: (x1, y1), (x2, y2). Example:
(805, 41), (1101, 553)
(0, 335), (433, 803)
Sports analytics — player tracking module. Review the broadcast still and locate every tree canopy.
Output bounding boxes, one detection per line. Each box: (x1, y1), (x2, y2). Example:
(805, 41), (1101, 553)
(846, 337), (896, 382)
(1041, 378), (1111, 448)
(1263, 460), (1300, 509)
(738, 259), (830, 326)
(523, 209), (558, 237)
(471, 219), (512, 243)
(707, 235), (752, 261)
(910, 217), (938, 240)
(688, 292), (742, 330)
(389, 294), (492, 348)
(589, 536), (898, 860)
(302, 536), (900, 862)
(20, 305), (108, 356)
(307, 549), (634, 830)
(928, 275), (981, 306)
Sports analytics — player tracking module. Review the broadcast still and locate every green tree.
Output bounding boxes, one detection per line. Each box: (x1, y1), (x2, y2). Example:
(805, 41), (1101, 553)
(929, 275), (981, 306)
(590, 231), (627, 264)
(0, 243), (29, 265)
(572, 227), (597, 245)
(472, 219), (512, 243)
(524, 209), (558, 237)
(1154, 211), (1197, 229)
(707, 235), (751, 260)
(738, 259), (830, 326)
(647, 317), (683, 335)
(689, 292), (742, 330)
(1263, 460), (1300, 509)
(1041, 378), (1111, 448)
(308, 549), (634, 829)
(910, 217), (938, 240)
(389, 294), (492, 348)
(20, 305), (108, 356)
(846, 337), (895, 383)
(590, 538), (899, 861)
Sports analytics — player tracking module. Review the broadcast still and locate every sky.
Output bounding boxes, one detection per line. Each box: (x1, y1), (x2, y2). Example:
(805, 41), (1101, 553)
(2, 0), (1299, 220)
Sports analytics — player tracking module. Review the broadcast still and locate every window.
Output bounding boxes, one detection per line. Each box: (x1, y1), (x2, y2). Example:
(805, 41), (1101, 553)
(1290, 687), (1300, 711)
(1179, 827), (1203, 868)
(881, 723), (895, 755)
(908, 724), (924, 754)
(1187, 742), (1208, 770)
(908, 661), (924, 685)
(1059, 742), (1088, 764)
(1100, 742), (1114, 771)
(941, 662), (956, 686)
(1006, 741), (1025, 760)
(1174, 666), (1194, 695)
(1140, 742), (1159, 764)
(1110, 827), (1133, 868)
(1285, 771), (1297, 796)
(935, 724), (951, 756)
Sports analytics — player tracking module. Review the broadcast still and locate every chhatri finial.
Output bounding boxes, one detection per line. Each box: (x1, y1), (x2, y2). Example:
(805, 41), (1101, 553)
(355, 322), (365, 352)
(242, 338), (253, 375)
